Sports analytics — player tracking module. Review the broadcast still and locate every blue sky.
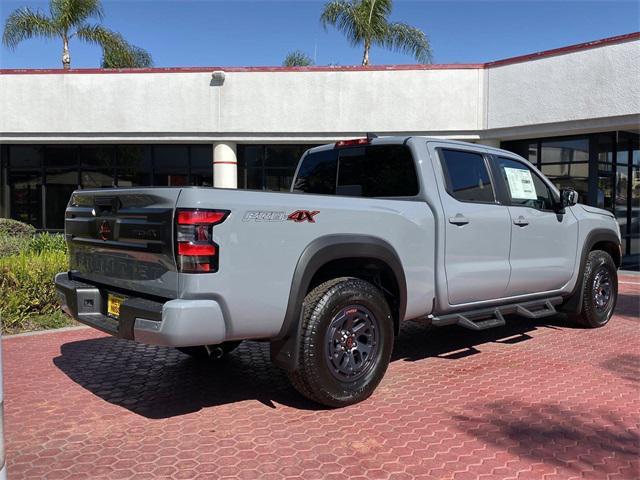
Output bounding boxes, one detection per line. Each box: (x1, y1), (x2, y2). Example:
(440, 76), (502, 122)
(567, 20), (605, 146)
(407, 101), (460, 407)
(1, 0), (638, 68)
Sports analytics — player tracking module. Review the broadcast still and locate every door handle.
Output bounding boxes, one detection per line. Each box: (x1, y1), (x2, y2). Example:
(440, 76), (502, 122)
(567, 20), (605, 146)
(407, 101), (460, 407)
(448, 214), (470, 226)
(513, 215), (529, 227)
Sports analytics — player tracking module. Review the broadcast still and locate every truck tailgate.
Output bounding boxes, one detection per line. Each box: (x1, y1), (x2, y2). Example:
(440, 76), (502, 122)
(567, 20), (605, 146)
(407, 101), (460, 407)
(65, 188), (181, 299)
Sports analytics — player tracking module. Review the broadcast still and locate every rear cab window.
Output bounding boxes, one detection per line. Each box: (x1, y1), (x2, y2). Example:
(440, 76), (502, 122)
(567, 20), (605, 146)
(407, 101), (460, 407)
(293, 144), (419, 197)
(439, 149), (495, 203)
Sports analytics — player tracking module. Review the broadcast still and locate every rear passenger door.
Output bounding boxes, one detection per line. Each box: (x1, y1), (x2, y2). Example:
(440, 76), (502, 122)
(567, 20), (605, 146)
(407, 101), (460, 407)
(493, 156), (579, 295)
(435, 147), (512, 305)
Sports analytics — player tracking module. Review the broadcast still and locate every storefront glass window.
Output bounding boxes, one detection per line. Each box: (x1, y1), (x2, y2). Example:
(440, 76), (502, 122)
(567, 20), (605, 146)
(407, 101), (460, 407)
(116, 145), (152, 187)
(237, 144), (316, 191)
(540, 138), (589, 163)
(190, 145), (213, 186)
(79, 146), (115, 188)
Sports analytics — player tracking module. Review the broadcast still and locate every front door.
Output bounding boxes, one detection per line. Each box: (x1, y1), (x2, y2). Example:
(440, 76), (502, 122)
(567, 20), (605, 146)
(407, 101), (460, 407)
(494, 156), (579, 296)
(435, 147), (512, 305)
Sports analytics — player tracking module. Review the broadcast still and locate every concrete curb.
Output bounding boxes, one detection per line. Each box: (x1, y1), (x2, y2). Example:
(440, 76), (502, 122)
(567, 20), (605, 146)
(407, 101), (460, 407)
(3, 325), (90, 338)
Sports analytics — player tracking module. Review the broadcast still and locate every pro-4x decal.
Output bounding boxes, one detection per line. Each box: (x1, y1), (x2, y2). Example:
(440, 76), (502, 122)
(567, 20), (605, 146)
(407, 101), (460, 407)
(287, 210), (320, 223)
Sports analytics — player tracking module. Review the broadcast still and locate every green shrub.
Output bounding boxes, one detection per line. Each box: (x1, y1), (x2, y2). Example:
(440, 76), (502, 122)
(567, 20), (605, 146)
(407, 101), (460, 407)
(0, 219), (37, 258)
(0, 218), (36, 237)
(0, 234), (31, 258)
(28, 232), (68, 254)
(0, 250), (70, 331)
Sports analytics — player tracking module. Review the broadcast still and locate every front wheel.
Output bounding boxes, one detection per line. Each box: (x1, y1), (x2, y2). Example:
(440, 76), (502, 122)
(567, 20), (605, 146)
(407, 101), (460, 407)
(288, 277), (394, 407)
(568, 250), (618, 328)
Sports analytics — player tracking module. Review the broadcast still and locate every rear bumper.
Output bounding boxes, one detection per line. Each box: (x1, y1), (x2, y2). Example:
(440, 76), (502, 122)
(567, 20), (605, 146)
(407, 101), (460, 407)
(54, 272), (227, 347)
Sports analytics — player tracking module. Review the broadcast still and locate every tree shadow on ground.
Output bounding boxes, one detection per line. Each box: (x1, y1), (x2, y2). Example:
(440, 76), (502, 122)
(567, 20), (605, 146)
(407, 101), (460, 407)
(54, 312), (579, 418)
(600, 353), (640, 384)
(614, 293), (640, 318)
(453, 401), (639, 474)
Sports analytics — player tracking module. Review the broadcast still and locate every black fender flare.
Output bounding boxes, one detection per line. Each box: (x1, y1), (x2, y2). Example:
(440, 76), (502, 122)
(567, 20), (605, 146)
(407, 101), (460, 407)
(270, 234), (407, 371)
(560, 228), (621, 314)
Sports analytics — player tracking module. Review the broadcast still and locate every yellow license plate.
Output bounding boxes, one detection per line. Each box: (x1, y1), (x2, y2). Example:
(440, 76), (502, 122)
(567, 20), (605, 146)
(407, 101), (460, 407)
(107, 293), (126, 319)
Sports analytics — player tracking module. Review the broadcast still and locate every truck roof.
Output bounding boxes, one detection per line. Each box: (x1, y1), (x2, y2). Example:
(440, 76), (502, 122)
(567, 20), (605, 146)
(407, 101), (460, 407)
(305, 136), (511, 156)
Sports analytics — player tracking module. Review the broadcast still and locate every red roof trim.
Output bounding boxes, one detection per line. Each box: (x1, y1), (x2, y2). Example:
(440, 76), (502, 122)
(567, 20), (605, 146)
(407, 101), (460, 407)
(485, 31), (640, 68)
(1, 32), (637, 75)
(0, 63), (484, 75)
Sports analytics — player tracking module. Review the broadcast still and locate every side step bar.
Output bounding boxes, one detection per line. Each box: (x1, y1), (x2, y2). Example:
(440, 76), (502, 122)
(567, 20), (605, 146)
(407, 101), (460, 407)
(431, 296), (563, 331)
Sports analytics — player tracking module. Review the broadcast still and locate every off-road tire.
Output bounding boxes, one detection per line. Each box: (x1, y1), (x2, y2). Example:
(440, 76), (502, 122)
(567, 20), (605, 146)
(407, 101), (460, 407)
(568, 250), (618, 328)
(288, 277), (394, 407)
(176, 341), (242, 361)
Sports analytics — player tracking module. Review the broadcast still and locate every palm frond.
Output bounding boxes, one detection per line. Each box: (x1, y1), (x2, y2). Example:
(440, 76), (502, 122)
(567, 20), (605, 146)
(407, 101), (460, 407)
(384, 22), (432, 63)
(74, 23), (118, 46)
(357, 0), (392, 41)
(51, 0), (104, 30)
(2, 7), (58, 49)
(100, 33), (153, 68)
(320, 0), (364, 45)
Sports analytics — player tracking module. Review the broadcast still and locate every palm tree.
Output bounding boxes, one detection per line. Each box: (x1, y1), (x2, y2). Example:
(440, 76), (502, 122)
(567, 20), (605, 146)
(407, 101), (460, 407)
(2, 0), (151, 69)
(320, 0), (432, 66)
(283, 50), (314, 67)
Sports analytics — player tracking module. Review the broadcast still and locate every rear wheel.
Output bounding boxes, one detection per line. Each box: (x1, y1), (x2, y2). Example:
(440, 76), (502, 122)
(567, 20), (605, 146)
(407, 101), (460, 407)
(288, 277), (394, 407)
(568, 250), (618, 328)
(176, 341), (241, 361)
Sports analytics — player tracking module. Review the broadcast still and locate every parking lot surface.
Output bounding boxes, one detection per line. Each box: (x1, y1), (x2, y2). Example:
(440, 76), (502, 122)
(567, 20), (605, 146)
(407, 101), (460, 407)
(5, 275), (639, 480)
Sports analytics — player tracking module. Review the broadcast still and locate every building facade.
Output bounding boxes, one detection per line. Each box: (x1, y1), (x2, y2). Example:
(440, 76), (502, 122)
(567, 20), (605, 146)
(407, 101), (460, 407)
(1, 33), (639, 266)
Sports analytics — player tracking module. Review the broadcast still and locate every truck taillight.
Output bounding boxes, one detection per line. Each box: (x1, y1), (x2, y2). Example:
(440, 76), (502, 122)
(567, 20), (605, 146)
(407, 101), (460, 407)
(175, 208), (229, 273)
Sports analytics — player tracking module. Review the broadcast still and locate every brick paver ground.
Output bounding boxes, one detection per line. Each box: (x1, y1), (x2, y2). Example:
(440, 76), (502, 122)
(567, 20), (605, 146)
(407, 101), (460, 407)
(5, 275), (639, 480)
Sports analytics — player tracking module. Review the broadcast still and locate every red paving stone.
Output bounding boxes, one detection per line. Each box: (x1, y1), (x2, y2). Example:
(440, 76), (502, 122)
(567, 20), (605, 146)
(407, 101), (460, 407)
(4, 275), (640, 480)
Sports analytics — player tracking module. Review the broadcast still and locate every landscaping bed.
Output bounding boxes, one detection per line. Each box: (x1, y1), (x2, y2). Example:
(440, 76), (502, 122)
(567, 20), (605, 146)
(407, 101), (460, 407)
(0, 219), (77, 334)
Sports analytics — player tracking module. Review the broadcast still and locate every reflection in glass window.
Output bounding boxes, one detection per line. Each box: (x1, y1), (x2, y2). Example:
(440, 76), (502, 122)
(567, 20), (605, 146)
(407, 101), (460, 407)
(116, 145), (152, 187)
(545, 176), (588, 205)
(597, 175), (614, 210)
(8, 145), (44, 169)
(153, 145), (189, 186)
(265, 169), (294, 192)
(541, 163), (589, 178)
(540, 138), (589, 163)
(500, 140), (538, 165)
(9, 170), (42, 228)
(440, 149), (494, 203)
(190, 145), (213, 186)
(240, 144), (317, 191)
(79, 146), (115, 188)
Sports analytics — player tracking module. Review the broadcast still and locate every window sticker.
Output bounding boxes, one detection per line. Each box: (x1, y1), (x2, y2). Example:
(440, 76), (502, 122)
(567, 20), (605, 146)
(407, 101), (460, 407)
(504, 167), (537, 200)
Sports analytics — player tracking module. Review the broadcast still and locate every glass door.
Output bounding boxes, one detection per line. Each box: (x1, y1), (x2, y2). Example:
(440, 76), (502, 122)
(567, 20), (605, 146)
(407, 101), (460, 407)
(617, 131), (639, 269)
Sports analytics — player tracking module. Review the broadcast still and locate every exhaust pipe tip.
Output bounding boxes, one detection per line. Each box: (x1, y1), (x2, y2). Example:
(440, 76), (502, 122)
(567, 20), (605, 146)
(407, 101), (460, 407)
(205, 345), (225, 360)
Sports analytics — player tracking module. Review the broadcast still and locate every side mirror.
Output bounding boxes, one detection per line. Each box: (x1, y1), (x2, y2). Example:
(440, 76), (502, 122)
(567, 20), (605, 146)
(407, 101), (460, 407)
(561, 188), (578, 208)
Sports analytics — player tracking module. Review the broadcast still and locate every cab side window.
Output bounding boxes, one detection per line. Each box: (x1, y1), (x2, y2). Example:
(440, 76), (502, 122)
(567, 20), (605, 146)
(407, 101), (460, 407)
(497, 157), (555, 210)
(439, 149), (495, 203)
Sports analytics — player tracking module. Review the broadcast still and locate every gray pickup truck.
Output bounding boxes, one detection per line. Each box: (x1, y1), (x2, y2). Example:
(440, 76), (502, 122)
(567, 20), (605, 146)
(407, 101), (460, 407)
(56, 136), (621, 407)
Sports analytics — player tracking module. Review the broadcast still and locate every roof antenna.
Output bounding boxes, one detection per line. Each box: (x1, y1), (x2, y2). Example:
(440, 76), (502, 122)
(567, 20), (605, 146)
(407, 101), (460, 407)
(366, 132), (378, 140)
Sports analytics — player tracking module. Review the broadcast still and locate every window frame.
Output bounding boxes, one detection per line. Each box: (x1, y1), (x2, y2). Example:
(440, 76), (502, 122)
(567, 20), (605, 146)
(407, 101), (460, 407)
(491, 154), (561, 213)
(437, 147), (499, 205)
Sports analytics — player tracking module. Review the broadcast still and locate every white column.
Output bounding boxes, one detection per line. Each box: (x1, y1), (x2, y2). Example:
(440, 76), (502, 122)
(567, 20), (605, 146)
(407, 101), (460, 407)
(213, 141), (237, 189)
